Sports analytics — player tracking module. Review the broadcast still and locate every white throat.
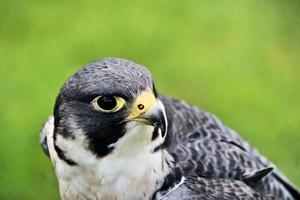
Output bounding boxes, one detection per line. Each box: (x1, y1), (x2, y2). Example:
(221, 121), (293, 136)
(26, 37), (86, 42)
(46, 118), (172, 200)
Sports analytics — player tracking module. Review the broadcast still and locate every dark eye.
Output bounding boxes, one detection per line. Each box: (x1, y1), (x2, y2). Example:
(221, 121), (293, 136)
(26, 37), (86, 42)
(97, 96), (117, 110)
(92, 96), (126, 113)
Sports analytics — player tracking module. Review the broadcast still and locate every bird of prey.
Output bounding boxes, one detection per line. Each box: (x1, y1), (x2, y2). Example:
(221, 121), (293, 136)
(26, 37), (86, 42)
(40, 58), (300, 200)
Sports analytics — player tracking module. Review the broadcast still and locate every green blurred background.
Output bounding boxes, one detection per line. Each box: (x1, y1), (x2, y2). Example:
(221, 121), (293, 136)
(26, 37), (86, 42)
(0, 0), (299, 199)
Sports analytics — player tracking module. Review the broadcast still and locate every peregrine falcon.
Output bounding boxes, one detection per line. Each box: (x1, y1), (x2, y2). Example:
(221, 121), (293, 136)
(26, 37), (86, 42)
(40, 58), (300, 200)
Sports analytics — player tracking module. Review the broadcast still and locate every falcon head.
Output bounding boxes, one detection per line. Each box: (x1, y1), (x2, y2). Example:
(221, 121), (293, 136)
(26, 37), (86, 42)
(53, 58), (168, 165)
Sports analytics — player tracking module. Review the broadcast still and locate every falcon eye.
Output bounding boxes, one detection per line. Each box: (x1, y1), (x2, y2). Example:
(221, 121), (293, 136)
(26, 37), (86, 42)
(92, 95), (126, 113)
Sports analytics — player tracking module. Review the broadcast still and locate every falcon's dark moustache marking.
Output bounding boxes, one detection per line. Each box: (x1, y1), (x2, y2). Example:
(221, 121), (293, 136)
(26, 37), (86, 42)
(86, 122), (127, 158)
(54, 97), (129, 158)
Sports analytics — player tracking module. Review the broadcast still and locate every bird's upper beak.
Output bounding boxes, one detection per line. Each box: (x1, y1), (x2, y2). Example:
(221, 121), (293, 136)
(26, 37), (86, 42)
(126, 91), (167, 137)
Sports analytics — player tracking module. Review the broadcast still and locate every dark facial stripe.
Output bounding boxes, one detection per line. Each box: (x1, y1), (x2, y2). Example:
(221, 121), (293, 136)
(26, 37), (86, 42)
(54, 100), (128, 159)
(86, 123), (127, 158)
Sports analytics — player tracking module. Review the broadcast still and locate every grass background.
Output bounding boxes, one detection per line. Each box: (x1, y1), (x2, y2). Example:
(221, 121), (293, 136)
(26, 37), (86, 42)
(0, 0), (299, 199)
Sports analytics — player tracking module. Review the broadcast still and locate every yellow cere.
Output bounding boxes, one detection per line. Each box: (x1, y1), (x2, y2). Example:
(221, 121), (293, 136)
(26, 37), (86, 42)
(127, 91), (158, 120)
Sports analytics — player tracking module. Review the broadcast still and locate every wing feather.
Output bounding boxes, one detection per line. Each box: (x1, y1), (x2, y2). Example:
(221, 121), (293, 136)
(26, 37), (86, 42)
(160, 95), (299, 199)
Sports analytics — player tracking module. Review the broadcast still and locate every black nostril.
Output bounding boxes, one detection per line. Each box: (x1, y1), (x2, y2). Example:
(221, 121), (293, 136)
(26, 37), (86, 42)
(138, 104), (144, 110)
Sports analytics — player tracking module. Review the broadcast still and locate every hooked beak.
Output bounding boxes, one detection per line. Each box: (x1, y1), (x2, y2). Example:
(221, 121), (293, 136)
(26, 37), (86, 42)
(133, 107), (167, 137)
(126, 91), (167, 137)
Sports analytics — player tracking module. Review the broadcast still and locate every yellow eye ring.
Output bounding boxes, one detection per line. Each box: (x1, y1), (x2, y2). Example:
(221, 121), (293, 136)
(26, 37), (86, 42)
(92, 96), (126, 113)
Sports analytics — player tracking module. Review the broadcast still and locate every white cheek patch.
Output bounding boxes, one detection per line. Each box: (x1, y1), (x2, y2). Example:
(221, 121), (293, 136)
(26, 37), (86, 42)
(55, 134), (98, 167)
